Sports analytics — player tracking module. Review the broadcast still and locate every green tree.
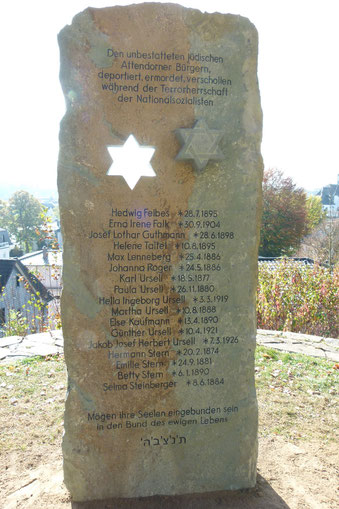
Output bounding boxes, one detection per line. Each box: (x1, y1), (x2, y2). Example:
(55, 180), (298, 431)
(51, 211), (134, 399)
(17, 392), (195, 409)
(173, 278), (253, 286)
(259, 169), (308, 257)
(305, 195), (326, 232)
(0, 191), (47, 253)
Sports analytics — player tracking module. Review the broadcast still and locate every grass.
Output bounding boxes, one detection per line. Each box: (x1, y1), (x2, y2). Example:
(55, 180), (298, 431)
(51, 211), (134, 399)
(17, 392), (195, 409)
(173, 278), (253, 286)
(256, 346), (337, 394)
(0, 348), (338, 453)
(0, 354), (66, 452)
(255, 346), (338, 441)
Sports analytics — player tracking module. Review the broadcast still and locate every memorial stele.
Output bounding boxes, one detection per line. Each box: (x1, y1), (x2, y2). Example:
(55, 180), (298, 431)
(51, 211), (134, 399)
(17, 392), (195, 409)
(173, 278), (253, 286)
(58, 3), (263, 502)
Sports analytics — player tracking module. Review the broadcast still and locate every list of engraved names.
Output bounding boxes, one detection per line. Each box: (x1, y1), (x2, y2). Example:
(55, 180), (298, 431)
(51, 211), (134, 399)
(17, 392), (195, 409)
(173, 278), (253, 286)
(87, 206), (239, 434)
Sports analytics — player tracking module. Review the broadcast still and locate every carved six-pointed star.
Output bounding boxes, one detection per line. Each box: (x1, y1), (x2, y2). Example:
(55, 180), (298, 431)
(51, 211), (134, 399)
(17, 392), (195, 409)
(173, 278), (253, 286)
(106, 135), (156, 189)
(175, 118), (224, 172)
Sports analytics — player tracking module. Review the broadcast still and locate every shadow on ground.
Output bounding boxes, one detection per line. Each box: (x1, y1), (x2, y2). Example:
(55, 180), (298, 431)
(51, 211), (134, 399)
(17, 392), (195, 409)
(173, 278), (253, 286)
(72, 474), (290, 509)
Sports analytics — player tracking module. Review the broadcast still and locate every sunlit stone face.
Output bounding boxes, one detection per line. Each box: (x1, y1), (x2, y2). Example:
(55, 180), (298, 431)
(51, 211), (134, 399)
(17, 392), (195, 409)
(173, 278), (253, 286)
(58, 4), (262, 502)
(106, 134), (156, 189)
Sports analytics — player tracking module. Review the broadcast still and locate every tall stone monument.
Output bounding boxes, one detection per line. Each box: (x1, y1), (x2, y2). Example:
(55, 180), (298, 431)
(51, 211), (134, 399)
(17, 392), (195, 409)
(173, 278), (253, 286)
(58, 3), (262, 502)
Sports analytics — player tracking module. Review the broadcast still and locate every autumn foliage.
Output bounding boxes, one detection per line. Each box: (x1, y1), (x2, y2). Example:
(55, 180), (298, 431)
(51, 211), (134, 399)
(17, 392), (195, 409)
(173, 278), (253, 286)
(257, 260), (339, 338)
(259, 169), (308, 257)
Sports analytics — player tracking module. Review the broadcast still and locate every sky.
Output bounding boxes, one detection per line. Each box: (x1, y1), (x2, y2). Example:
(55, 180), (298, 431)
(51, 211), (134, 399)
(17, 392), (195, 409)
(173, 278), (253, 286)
(1, 0), (338, 197)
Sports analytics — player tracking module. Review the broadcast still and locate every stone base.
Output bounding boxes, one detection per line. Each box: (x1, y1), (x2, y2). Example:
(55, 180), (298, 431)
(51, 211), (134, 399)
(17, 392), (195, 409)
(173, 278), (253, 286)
(71, 477), (289, 509)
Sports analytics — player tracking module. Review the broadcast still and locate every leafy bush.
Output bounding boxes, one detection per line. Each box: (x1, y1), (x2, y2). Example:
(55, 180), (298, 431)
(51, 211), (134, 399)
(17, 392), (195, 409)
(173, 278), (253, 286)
(2, 310), (29, 337)
(257, 260), (339, 338)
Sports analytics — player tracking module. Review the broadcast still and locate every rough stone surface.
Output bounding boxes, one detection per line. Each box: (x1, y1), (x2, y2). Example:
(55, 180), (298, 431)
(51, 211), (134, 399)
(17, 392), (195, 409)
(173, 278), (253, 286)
(0, 331), (64, 363)
(1, 329), (337, 364)
(58, 3), (262, 502)
(257, 329), (339, 362)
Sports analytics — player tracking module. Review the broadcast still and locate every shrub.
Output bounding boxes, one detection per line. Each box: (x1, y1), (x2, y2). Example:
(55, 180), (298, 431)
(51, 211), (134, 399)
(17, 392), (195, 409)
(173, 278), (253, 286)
(257, 260), (339, 338)
(2, 310), (29, 337)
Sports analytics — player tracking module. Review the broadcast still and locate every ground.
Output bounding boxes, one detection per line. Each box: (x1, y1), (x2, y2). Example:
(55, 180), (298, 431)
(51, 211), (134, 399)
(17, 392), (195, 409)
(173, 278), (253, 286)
(0, 349), (338, 508)
(1, 437), (338, 508)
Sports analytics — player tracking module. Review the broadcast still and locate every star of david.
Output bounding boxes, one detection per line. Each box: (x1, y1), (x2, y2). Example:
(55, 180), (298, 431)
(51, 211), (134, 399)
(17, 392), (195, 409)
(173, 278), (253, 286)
(175, 118), (224, 172)
(106, 135), (156, 189)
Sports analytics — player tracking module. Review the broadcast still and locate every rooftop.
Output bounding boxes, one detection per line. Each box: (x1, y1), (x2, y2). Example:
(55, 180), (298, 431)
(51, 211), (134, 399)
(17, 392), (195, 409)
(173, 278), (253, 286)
(0, 259), (53, 303)
(20, 250), (62, 266)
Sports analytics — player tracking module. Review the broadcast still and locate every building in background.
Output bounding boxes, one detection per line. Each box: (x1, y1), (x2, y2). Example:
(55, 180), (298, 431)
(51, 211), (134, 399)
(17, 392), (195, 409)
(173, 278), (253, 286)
(317, 175), (339, 217)
(0, 258), (53, 336)
(0, 228), (13, 259)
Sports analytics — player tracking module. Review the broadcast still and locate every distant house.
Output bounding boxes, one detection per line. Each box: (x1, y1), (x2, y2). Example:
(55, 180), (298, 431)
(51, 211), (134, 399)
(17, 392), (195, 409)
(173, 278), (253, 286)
(20, 249), (62, 297)
(0, 228), (13, 259)
(0, 258), (53, 336)
(20, 248), (62, 328)
(316, 175), (339, 217)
